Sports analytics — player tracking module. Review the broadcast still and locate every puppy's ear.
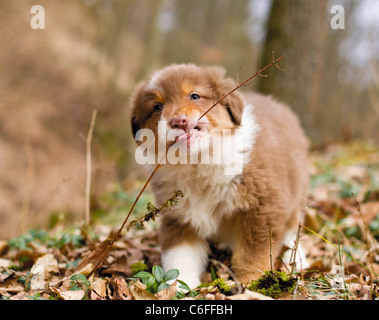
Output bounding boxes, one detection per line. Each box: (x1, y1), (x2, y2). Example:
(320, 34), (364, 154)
(220, 78), (244, 125)
(129, 81), (146, 138)
(206, 66), (244, 125)
(131, 116), (140, 138)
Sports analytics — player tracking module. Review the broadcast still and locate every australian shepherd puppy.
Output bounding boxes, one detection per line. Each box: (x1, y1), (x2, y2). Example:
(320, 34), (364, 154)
(130, 64), (309, 289)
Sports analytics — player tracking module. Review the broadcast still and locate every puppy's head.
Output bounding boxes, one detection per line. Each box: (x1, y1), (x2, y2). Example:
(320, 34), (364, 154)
(130, 64), (244, 158)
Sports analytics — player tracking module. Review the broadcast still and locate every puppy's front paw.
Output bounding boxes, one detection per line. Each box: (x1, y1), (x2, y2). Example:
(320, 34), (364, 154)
(161, 242), (209, 290)
(176, 275), (202, 291)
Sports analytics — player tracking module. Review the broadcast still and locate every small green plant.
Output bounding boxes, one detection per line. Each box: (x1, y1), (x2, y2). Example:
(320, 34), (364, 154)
(8, 230), (41, 250)
(69, 273), (91, 294)
(198, 277), (234, 294)
(131, 260), (148, 274)
(8, 229), (84, 251)
(26, 292), (55, 300)
(212, 278), (234, 294)
(248, 271), (297, 299)
(174, 280), (202, 299)
(126, 190), (183, 231)
(132, 266), (179, 294)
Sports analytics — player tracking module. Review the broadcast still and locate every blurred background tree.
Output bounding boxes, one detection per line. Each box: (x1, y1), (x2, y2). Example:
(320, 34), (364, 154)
(258, 0), (330, 145)
(0, 0), (378, 238)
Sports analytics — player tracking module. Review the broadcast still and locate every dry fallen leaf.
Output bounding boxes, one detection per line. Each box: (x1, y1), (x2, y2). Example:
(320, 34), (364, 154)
(155, 280), (177, 300)
(51, 286), (86, 300)
(102, 255), (131, 276)
(76, 235), (115, 273)
(0, 271), (11, 283)
(50, 275), (87, 300)
(74, 263), (94, 278)
(348, 283), (373, 300)
(0, 278), (25, 296)
(2, 143), (379, 301)
(0, 258), (12, 269)
(111, 276), (132, 300)
(30, 253), (59, 290)
(129, 280), (157, 300)
(89, 277), (107, 300)
(353, 201), (379, 223)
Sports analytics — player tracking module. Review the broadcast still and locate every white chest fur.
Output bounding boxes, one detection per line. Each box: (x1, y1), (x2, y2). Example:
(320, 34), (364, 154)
(157, 165), (241, 238)
(151, 104), (259, 239)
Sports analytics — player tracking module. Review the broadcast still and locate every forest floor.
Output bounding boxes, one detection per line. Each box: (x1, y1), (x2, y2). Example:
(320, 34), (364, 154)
(1, 141), (379, 300)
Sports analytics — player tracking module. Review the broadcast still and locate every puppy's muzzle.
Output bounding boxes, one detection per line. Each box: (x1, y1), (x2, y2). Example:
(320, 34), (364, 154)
(169, 114), (202, 132)
(170, 115), (188, 131)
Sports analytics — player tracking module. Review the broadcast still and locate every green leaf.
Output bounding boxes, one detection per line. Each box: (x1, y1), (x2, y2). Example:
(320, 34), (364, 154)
(146, 276), (156, 288)
(141, 277), (148, 286)
(70, 273), (87, 282)
(157, 282), (169, 292)
(133, 271), (152, 279)
(163, 269), (179, 282)
(70, 286), (82, 291)
(211, 267), (217, 281)
(152, 265), (165, 283)
(146, 276), (158, 293)
(177, 279), (190, 291)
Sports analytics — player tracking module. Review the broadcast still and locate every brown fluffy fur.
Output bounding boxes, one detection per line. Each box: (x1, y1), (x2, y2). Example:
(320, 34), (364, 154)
(130, 64), (309, 283)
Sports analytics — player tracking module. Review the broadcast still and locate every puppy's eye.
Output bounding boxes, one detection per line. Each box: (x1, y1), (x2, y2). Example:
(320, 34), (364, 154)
(153, 103), (163, 114)
(190, 93), (201, 101)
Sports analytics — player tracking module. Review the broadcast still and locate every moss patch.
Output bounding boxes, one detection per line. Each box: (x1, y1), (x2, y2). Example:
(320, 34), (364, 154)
(212, 278), (233, 294)
(199, 278), (238, 295)
(248, 271), (297, 299)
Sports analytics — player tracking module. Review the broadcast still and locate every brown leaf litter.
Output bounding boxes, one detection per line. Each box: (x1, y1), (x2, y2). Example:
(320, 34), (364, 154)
(0, 142), (379, 300)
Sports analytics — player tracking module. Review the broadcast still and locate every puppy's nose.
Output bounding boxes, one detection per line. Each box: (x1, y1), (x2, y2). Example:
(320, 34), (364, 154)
(169, 115), (188, 130)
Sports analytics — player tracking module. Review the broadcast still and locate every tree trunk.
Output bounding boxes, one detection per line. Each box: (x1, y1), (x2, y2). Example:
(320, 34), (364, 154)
(258, 0), (329, 145)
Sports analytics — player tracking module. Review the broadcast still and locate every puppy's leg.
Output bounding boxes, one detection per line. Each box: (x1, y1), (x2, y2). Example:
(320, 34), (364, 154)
(231, 216), (283, 283)
(160, 218), (209, 289)
(232, 239), (273, 283)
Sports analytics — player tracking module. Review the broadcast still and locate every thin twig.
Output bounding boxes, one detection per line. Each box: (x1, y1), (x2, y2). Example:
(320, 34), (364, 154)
(272, 51), (285, 72)
(86, 161), (164, 276)
(209, 259), (243, 294)
(352, 192), (379, 254)
(118, 162), (163, 234)
(256, 56), (268, 78)
(198, 54), (284, 121)
(85, 110), (97, 226)
(290, 210), (306, 277)
(268, 224), (273, 273)
(337, 236), (351, 298)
